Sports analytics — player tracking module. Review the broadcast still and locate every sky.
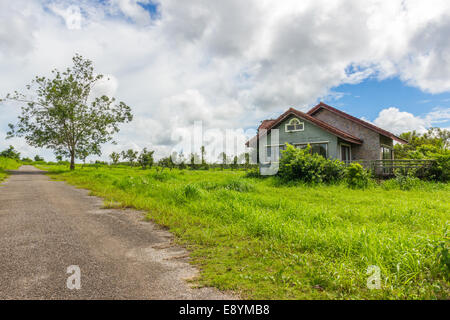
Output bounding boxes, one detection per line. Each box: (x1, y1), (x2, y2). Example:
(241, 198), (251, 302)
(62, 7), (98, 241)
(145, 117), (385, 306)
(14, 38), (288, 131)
(0, 0), (450, 162)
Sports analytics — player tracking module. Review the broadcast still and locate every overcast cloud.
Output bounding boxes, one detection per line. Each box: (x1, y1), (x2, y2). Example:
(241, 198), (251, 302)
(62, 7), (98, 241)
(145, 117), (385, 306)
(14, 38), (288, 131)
(1, 0), (450, 161)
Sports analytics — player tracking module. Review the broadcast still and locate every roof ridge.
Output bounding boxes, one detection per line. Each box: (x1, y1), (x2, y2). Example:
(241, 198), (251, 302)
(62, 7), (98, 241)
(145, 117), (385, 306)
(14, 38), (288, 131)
(260, 107), (363, 144)
(308, 102), (408, 144)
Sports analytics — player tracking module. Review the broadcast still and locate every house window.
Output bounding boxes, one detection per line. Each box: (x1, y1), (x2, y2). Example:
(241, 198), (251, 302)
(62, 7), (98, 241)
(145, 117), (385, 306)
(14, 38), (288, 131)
(341, 144), (351, 162)
(285, 118), (304, 132)
(266, 145), (287, 161)
(381, 146), (393, 160)
(311, 143), (327, 158)
(294, 143), (328, 158)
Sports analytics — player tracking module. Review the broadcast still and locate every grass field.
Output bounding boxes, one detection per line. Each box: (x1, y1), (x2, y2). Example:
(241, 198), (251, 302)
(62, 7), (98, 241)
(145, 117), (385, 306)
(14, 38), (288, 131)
(38, 164), (449, 299)
(0, 157), (22, 182)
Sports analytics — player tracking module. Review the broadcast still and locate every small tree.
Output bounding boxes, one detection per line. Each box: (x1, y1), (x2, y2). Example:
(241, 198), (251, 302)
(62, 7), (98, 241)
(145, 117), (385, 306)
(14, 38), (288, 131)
(1, 54), (133, 170)
(138, 148), (155, 169)
(231, 155), (239, 170)
(109, 151), (120, 165)
(201, 145), (208, 165)
(219, 152), (227, 170)
(121, 149), (138, 166)
(0, 145), (21, 160)
(189, 153), (200, 170)
(55, 155), (63, 162)
(34, 155), (44, 162)
(177, 152), (187, 170)
(158, 156), (175, 171)
(244, 152), (250, 170)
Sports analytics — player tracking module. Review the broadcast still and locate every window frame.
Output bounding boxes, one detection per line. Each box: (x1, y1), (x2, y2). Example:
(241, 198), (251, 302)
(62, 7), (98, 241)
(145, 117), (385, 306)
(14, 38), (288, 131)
(380, 144), (393, 160)
(340, 143), (351, 162)
(285, 118), (304, 132)
(294, 142), (328, 158)
(265, 144), (287, 161)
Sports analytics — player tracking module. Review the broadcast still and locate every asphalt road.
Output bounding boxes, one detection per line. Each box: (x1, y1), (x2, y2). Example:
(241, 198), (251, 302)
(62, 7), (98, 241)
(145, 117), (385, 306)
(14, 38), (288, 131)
(0, 165), (233, 300)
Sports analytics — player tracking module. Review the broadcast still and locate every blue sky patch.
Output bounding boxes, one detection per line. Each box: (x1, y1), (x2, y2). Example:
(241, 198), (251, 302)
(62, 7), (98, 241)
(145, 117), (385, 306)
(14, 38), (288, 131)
(324, 77), (450, 124)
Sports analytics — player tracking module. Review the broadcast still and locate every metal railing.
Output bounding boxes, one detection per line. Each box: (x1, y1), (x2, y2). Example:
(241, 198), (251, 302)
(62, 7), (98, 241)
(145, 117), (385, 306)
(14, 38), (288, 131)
(345, 159), (435, 177)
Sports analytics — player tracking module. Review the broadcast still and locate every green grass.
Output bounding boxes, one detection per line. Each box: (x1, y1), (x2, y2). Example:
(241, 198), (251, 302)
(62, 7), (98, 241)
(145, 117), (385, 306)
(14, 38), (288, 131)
(0, 157), (21, 182)
(38, 164), (449, 299)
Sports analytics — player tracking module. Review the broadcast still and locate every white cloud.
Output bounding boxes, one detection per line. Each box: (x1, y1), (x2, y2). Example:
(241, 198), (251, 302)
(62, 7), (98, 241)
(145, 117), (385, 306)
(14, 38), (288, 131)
(1, 0), (450, 160)
(373, 107), (450, 134)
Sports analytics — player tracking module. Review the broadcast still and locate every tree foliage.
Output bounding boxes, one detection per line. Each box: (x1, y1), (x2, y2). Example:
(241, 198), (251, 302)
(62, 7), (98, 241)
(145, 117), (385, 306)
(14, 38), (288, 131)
(0, 145), (21, 160)
(394, 128), (449, 159)
(138, 148), (155, 169)
(109, 151), (120, 165)
(121, 149), (138, 166)
(394, 128), (449, 181)
(2, 54), (133, 170)
(158, 156), (175, 170)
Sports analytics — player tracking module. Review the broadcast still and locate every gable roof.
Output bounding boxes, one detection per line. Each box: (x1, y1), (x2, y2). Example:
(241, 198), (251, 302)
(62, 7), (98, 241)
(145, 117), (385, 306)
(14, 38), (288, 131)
(307, 102), (408, 144)
(246, 107), (363, 146)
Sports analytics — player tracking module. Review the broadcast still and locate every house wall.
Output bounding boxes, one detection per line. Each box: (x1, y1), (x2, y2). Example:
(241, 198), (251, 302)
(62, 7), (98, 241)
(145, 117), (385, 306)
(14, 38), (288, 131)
(311, 108), (388, 160)
(262, 115), (339, 160)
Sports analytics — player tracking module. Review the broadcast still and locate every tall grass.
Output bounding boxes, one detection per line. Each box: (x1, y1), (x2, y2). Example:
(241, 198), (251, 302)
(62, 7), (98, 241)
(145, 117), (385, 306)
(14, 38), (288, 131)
(40, 164), (449, 299)
(0, 157), (21, 182)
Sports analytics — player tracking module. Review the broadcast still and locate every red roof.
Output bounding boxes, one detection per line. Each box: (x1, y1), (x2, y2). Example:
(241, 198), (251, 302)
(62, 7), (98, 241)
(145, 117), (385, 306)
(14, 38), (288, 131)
(246, 107), (363, 147)
(307, 102), (408, 144)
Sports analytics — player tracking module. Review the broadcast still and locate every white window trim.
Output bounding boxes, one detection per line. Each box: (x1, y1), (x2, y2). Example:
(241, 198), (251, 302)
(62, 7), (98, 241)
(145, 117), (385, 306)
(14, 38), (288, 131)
(293, 141), (329, 146)
(285, 118), (304, 132)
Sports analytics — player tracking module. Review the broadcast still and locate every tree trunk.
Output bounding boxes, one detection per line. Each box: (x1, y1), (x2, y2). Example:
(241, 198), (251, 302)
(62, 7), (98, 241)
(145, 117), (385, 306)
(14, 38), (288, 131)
(70, 153), (75, 170)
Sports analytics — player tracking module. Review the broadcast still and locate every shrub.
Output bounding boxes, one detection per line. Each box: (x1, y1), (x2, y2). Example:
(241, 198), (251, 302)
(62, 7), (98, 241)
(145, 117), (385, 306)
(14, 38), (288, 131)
(321, 159), (346, 183)
(278, 144), (345, 183)
(427, 153), (450, 182)
(391, 169), (422, 190)
(345, 163), (371, 189)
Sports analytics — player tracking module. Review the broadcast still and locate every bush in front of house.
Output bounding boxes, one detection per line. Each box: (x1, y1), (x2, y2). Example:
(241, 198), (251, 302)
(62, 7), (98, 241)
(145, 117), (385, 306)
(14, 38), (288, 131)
(321, 159), (347, 183)
(345, 162), (372, 189)
(278, 144), (346, 183)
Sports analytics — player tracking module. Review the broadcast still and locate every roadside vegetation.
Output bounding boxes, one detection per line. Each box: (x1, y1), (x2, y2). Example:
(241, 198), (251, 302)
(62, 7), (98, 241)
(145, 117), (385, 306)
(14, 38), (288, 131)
(0, 157), (21, 182)
(0, 146), (22, 182)
(36, 161), (449, 300)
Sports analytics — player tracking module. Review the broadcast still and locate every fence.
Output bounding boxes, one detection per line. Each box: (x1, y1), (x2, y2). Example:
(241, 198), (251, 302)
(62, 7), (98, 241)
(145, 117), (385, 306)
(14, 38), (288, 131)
(346, 159), (435, 177)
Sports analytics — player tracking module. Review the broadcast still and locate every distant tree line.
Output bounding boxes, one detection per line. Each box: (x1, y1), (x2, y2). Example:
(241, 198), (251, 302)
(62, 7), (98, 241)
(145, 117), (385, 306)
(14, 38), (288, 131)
(108, 146), (254, 171)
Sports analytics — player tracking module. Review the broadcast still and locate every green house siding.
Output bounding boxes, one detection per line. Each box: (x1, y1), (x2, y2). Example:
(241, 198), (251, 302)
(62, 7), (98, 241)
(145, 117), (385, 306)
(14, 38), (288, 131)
(262, 115), (339, 160)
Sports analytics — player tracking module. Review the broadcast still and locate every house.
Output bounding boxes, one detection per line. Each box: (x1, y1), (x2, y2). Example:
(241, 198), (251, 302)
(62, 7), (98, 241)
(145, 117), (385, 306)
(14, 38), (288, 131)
(247, 102), (407, 163)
